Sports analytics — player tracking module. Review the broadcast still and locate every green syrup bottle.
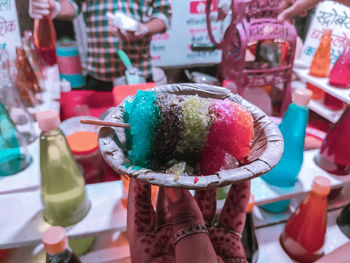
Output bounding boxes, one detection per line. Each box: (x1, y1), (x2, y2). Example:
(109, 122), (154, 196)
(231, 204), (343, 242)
(37, 110), (90, 226)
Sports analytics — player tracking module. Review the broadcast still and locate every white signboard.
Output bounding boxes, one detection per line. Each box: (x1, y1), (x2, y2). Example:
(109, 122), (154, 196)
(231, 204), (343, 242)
(151, 0), (223, 67)
(299, 0), (350, 67)
(0, 0), (21, 59)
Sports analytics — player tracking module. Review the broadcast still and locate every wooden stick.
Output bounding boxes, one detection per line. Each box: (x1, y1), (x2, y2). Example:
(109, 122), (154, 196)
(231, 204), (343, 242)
(80, 119), (130, 128)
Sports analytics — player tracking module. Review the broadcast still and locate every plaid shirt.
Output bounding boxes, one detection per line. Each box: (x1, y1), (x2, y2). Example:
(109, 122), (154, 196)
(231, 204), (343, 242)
(69, 0), (171, 82)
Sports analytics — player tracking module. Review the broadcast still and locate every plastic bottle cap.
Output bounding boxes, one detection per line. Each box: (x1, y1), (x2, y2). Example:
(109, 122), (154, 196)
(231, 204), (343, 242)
(292, 88), (312, 106)
(246, 194), (255, 213)
(36, 110), (61, 131)
(66, 131), (98, 155)
(312, 176), (331, 195)
(61, 79), (71, 92)
(42, 226), (68, 255)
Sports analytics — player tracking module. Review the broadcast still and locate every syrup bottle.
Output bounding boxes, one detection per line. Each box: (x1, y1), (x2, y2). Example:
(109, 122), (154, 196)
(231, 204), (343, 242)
(261, 89), (312, 213)
(280, 176), (331, 262)
(37, 110), (90, 226)
(22, 31), (44, 81)
(315, 106), (350, 175)
(329, 38), (350, 89)
(16, 47), (42, 94)
(43, 226), (81, 263)
(323, 93), (344, 111)
(33, 13), (57, 67)
(0, 49), (33, 176)
(306, 82), (324, 100)
(309, 29), (332, 78)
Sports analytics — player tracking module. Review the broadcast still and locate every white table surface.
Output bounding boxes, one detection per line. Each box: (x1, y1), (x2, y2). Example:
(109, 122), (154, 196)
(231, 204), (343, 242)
(0, 181), (126, 249)
(3, 206), (349, 263)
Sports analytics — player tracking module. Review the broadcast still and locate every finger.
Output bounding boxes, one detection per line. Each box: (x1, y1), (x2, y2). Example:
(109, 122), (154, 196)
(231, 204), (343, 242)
(194, 189), (217, 225)
(279, 0), (294, 11)
(114, 29), (125, 40)
(31, 14), (43, 19)
(155, 187), (170, 227)
(217, 180), (250, 234)
(48, 0), (57, 10)
(300, 11), (308, 17)
(278, 0), (318, 22)
(117, 29), (126, 41)
(127, 178), (156, 248)
(32, 1), (50, 10)
(32, 10), (49, 16)
(165, 188), (218, 263)
(165, 188), (204, 229)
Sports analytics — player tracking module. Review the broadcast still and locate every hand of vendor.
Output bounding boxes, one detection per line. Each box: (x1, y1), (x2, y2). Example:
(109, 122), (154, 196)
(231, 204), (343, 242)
(29, 0), (61, 19)
(278, 0), (350, 22)
(109, 22), (149, 42)
(127, 177), (250, 263)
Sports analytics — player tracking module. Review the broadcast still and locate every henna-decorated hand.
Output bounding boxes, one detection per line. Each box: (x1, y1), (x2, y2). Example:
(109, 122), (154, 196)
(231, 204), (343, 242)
(127, 178), (250, 263)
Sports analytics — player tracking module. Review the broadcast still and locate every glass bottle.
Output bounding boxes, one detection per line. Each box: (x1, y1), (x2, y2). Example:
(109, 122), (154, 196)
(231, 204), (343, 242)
(314, 106), (350, 175)
(309, 29), (332, 78)
(329, 38), (350, 89)
(22, 31), (45, 81)
(15, 47), (42, 94)
(13, 61), (39, 108)
(242, 194), (259, 263)
(33, 15), (57, 67)
(0, 103), (32, 176)
(1, 48), (37, 144)
(280, 176), (331, 262)
(0, 50), (33, 176)
(37, 110), (90, 226)
(43, 226), (81, 263)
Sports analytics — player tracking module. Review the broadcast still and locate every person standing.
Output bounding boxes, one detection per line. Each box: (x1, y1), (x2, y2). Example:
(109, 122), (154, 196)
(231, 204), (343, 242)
(29, 0), (171, 90)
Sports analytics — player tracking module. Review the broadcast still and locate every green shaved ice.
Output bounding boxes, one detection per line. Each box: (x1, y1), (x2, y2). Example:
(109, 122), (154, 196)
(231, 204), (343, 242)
(123, 96), (134, 148)
(176, 96), (210, 161)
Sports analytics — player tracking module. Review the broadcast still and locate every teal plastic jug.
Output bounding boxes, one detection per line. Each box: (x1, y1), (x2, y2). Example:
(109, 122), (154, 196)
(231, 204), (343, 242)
(261, 88), (312, 213)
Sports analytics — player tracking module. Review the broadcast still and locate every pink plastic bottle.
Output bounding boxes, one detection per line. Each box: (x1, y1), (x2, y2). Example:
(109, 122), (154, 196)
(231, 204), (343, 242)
(329, 39), (350, 89)
(315, 106), (350, 175)
(280, 176), (331, 262)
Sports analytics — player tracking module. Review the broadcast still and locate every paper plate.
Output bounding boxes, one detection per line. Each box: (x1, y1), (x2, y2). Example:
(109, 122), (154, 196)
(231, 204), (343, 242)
(98, 83), (283, 189)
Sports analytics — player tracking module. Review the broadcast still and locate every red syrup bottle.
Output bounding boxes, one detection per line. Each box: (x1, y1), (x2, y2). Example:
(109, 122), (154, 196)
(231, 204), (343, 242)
(329, 38), (350, 89)
(33, 15), (57, 67)
(280, 176), (331, 262)
(315, 106), (350, 175)
(323, 93), (344, 111)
